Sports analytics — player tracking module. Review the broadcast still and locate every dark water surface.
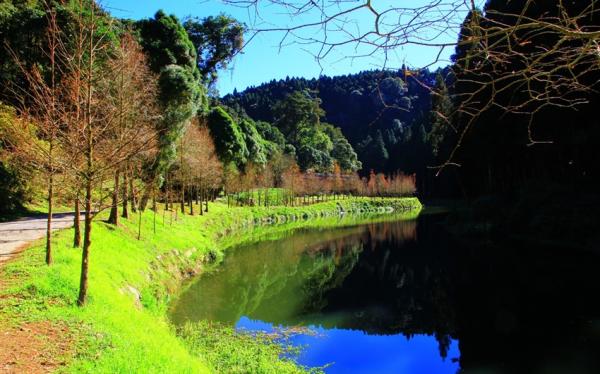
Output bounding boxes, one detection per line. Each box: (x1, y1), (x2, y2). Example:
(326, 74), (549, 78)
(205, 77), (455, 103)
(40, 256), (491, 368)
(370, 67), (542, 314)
(170, 212), (600, 373)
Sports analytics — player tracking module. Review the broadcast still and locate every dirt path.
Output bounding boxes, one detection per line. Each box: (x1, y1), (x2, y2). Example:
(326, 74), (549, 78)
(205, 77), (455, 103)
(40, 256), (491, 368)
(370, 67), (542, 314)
(0, 321), (76, 373)
(0, 213), (80, 264)
(0, 213), (83, 373)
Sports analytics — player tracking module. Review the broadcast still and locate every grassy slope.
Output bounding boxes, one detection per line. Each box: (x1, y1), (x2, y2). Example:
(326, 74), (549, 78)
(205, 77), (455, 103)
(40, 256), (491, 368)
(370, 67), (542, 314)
(0, 197), (421, 373)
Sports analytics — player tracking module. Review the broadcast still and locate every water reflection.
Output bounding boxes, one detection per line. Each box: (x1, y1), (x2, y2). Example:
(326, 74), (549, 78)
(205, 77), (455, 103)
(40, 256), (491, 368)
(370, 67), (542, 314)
(170, 213), (600, 373)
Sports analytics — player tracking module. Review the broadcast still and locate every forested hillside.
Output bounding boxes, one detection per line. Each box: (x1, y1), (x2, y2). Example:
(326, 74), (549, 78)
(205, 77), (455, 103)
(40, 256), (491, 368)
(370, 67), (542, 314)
(222, 69), (445, 176)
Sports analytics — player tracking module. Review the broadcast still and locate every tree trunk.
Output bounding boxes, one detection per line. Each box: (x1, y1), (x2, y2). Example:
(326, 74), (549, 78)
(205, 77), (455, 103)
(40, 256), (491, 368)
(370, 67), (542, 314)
(73, 193), (81, 248)
(130, 173), (137, 213)
(180, 183), (185, 214)
(121, 170), (129, 218)
(78, 17), (94, 307)
(199, 188), (204, 215)
(46, 171), (53, 265)
(165, 174), (170, 211)
(137, 206), (142, 240)
(153, 193), (156, 234)
(108, 168), (120, 225)
(138, 190), (150, 212)
(77, 178), (92, 307)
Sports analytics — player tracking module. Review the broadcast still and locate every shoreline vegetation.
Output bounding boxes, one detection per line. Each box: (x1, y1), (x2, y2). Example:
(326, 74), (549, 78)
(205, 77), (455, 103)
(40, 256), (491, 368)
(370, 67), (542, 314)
(0, 197), (421, 373)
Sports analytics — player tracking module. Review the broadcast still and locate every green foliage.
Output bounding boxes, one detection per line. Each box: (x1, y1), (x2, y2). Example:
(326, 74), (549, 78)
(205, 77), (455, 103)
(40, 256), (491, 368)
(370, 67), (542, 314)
(0, 103), (31, 215)
(0, 1), (116, 105)
(136, 10), (198, 74)
(359, 130), (389, 168)
(239, 119), (269, 166)
(136, 10), (207, 183)
(375, 77), (410, 109)
(297, 145), (331, 172)
(0, 1), (49, 101)
(265, 91), (360, 172)
(233, 188), (290, 206)
(207, 106), (249, 167)
(222, 70), (441, 174)
(206, 107), (286, 168)
(255, 120), (286, 153)
(324, 124), (361, 171)
(428, 73), (453, 156)
(184, 14), (245, 87)
(0, 160), (27, 215)
(273, 90), (325, 139)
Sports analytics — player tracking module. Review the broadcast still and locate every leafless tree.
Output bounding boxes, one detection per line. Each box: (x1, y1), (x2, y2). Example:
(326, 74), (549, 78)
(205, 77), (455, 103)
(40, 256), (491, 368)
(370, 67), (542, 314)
(2, 7), (65, 265)
(105, 32), (160, 226)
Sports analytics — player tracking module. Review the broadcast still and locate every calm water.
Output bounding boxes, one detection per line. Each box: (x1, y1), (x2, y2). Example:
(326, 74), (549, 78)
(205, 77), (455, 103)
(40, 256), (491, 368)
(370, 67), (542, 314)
(170, 212), (600, 373)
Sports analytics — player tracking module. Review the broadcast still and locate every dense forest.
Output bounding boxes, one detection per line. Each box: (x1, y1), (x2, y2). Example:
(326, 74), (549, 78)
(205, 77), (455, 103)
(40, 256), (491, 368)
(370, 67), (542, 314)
(221, 69), (442, 177)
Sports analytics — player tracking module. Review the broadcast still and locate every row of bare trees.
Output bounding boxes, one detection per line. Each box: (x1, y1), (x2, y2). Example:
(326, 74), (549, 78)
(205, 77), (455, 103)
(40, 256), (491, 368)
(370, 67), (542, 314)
(225, 161), (417, 207)
(165, 121), (223, 216)
(2, 3), (160, 305)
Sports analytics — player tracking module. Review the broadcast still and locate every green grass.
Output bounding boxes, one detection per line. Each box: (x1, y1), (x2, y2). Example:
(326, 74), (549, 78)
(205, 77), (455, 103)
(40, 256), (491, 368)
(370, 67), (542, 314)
(179, 321), (324, 374)
(0, 197), (421, 373)
(231, 188), (291, 206)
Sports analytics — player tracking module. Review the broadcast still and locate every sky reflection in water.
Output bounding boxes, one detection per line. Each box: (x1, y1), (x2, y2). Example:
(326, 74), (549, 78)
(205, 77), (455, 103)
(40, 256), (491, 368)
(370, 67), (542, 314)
(237, 317), (460, 374)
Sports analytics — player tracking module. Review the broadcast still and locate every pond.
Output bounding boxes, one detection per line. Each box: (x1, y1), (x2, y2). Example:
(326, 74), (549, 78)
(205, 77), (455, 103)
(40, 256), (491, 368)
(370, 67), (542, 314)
(170, 211), (600, 373)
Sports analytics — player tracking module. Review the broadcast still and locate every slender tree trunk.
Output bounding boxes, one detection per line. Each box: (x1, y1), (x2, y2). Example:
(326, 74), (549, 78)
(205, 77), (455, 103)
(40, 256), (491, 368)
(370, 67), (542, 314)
(73, 192), (81, 248)
(77, 178), (92, 306)
(46, 170), (53, 265)
(121, 171), (129, 218)
(130, 173), (137, 213)
(77, 13), (95, 307)
(180, 182), (185, 214)
(108, 168), (120, 225)
(199, 188), (204, 215)
(165, 174), (170, 211)
(189, 187), (194, 215)
(153, 192), (156, 234)
(137, 205), (142, 240)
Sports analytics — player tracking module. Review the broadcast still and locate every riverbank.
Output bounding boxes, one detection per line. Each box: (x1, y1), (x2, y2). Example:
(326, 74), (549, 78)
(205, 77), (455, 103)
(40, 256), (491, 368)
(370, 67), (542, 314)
(0, 197), (421, 373)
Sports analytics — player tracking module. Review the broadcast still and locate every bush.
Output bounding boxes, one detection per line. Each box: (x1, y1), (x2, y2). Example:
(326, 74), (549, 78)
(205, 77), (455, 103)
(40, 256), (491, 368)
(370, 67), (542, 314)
(0, 161), (28, 215)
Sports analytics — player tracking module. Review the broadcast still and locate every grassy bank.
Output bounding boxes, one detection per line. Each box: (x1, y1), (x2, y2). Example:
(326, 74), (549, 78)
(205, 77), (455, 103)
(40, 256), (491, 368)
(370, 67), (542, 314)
(0, 197), (421, 373)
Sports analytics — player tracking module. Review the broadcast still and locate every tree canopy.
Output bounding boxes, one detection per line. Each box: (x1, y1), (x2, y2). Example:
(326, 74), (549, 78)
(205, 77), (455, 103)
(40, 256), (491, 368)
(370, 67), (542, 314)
(184, 14), (244, 89)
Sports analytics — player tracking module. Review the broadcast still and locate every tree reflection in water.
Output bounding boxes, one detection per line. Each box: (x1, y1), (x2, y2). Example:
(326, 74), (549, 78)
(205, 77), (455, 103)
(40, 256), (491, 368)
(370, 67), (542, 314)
(171, 214), (600, 373)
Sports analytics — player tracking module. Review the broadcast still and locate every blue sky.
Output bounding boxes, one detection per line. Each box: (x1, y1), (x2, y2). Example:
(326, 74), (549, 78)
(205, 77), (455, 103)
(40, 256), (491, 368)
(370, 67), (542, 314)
(102, 0), (470, 95)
